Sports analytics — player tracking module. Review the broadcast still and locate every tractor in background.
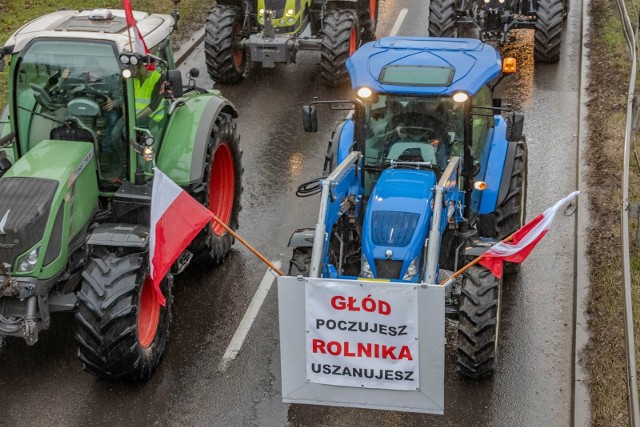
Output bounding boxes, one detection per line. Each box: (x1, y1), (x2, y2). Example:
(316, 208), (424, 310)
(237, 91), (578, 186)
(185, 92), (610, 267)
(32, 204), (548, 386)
(428, 0), (567, 63)
(0, 8), (242, 380)
(204, 0), (378, 85)
(288, 37), (527, 378)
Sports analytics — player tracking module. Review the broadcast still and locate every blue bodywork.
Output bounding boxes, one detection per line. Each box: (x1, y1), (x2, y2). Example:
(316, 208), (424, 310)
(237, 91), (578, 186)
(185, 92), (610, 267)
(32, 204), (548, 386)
(314, 36), (512, 282)
(346, 37), (502, 96)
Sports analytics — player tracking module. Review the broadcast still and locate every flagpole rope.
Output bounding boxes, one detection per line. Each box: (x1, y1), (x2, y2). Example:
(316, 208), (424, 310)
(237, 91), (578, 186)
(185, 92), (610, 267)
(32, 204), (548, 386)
(437, 231), (517, 286)
(212, 215), (285, 276)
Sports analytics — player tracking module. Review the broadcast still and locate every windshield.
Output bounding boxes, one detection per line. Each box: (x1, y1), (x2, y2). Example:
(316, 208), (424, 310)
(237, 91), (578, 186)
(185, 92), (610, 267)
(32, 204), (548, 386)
(15, 39), (124, 180)
(363, 94), (464, 171)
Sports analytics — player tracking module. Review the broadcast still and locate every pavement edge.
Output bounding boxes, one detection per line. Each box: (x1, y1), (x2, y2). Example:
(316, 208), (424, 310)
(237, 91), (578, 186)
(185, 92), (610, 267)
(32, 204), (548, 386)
(175, 28), (205, 67)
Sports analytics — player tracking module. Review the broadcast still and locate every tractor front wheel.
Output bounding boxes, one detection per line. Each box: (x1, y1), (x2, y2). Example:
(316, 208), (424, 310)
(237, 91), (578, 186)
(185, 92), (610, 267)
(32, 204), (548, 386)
(477, 139), (527, 276)
(197, 113), (243, 263)
(205, 5), (247, 83)
(534, 0), (564, 63)
(429, 0), (457, 37)
(457, 265), (502, 379)
(288, 247), (312, 276)
(75, 248), (173, 381)
(321, 10), (360, 87)
(361, 0), (378, 42)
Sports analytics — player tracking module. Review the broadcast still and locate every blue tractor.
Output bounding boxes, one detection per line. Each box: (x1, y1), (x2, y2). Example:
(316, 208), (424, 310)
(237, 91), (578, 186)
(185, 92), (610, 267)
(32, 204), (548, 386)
(288, 36), (527, 378)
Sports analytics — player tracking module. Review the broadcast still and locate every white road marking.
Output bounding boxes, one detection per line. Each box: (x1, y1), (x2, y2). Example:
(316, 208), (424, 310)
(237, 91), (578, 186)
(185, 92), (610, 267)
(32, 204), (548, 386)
(389, 8), (409, 37)
(218, 261), (281, 372)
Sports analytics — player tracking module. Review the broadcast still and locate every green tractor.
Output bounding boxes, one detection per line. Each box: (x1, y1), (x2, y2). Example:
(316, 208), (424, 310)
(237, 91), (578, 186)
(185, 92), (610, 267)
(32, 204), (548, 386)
(204, 0), (378, 86)
(0, 8), (243, 380)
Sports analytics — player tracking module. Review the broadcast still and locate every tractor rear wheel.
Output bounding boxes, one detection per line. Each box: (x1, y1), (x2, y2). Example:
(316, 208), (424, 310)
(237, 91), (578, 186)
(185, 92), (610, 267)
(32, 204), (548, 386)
(196, 113), (243, 263)
(321, 10), (360, 87)
(457, 265), (502, 379)
(477, 139), (527, 276)
(534, 0), (564, 63)
(75, 248), (173, 381)
(289, 247), (312, 276)
(429, 0), (457, 37)
(205, 5), (247, 83)
(361, 0), (378, 42)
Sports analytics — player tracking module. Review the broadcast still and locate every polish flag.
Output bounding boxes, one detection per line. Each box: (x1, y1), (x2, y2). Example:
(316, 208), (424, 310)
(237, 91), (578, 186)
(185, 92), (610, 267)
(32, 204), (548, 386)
(150, 168), (213, 305)
(478, 191), (580, 278)
(123, 0), (150, 55)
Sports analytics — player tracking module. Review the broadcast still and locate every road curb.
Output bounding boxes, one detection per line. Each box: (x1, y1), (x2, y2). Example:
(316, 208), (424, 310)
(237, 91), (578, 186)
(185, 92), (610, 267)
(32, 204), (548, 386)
(573, 0), (592, 424)
(175, 28), (205, 67)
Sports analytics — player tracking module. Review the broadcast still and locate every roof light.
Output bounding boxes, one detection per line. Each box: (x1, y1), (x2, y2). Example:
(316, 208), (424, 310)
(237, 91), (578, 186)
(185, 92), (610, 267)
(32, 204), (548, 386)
(453, 92), (468, 103)
(502, 57), (517, 74)
(122, 68), (132, 79)
(357, 87), (373, 98)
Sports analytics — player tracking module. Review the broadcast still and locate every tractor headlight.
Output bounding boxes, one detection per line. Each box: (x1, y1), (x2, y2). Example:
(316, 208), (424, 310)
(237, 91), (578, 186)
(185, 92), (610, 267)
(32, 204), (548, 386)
(17, 246), (40, 273)
(402, 257), (420, 281)
(453, 92), (469, 103)
(288, 17), (295, 24)
(357, 87), (373, 98)
(122, 69), (133, 79)
(287, 9), (294, 16)
(280, 19), (286, 25)
(362, 257), (374, 278)
(143, 146), (154, 162)
(259, 8), (265, 14)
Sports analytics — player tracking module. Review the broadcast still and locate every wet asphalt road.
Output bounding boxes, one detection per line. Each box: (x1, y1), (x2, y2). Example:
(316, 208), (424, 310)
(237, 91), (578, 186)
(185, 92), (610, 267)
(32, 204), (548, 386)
(0, 0), (582, 425)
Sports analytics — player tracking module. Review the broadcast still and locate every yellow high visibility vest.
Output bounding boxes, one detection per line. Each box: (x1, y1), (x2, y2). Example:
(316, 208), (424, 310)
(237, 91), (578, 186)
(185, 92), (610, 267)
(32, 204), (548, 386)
(133, 71), (164, 122)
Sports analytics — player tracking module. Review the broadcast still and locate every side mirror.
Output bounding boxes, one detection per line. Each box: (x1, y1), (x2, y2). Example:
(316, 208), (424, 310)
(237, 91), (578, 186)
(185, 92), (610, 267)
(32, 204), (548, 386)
(472, 160), (481, 177)
(166, 69), (183, 98)
(189, 67), (200, 78)
(506, 113), (524, 141)
(302, 105), (318, 133)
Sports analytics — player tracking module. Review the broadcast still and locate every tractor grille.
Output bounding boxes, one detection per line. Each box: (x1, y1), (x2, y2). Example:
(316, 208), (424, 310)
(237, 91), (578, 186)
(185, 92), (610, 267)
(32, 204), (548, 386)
(375, 259), (404, 280)
(371, 211), (419, 247)
(0, 178), (58, 268)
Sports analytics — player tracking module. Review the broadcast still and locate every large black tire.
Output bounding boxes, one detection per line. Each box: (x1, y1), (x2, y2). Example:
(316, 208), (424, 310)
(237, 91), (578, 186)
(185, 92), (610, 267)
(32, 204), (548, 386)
(477, 139), (527, 276)
(321, 10), (360, 87)
(288, 247), (312, 276)
(457, 265), (502, 379)
(75, 248), (173, 381)
(360, 0), (378, 42)
(534, 0), (564, 63)
(428, 0), (457, 37)
(204, 5), (247, 83)
(195, 113), (244, 263)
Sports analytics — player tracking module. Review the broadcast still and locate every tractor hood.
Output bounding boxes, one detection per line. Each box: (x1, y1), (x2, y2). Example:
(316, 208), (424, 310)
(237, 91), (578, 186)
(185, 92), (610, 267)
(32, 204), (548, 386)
(362, 169), (437, 280)
(0, 140), (98, 277)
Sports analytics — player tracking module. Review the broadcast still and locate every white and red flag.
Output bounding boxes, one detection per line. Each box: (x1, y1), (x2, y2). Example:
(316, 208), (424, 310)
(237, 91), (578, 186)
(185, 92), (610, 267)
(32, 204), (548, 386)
(150, 168), (213, 305)
(123, 0), (150, 55)
(478, 191), (580, 278)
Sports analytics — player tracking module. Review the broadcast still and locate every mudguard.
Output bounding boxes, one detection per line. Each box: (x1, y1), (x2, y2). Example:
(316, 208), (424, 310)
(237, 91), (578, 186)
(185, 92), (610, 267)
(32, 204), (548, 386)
(156, 93), (238, 186)
(2, 140), (98, 278)
(331, 118), (355, 168)
(473, 115), (509, 214)
(87, 224), (149, 248)
(288, 227), (315, 248)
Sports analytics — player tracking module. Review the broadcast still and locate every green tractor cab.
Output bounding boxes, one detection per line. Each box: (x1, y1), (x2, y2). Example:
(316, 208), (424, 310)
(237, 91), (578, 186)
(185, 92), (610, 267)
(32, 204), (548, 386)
(0, 8), (243, 381)
(204, 0), (378, 86)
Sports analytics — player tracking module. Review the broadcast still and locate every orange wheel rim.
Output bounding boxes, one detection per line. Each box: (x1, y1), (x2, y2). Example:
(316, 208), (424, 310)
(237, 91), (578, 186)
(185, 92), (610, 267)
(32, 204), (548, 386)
(349, 26), (357, 55)
(209, 143), (235, 236)
(138, 277), (160, 348)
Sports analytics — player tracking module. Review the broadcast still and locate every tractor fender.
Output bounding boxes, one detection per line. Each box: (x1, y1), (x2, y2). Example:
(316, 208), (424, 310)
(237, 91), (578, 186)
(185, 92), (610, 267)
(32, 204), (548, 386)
(477, 116), (510, 214)
(157, 95), (238, 186)
(326, 0), (358, 11)
(87, 224), (150, 248)
(288, 227), (316, 248)
(335, 118), (355, 164)
(464, 238), (500, 258)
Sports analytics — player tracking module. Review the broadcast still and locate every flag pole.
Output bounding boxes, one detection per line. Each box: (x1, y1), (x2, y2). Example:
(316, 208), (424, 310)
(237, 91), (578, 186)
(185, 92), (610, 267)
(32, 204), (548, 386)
(438, 230), (518, 286)
(212, 215), (285, 276)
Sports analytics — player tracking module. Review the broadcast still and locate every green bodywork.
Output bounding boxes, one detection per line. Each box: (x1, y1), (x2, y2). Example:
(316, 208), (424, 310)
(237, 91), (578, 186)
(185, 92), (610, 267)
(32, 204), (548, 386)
(256, 0), (312, 33)
(2, 140), (98, 279)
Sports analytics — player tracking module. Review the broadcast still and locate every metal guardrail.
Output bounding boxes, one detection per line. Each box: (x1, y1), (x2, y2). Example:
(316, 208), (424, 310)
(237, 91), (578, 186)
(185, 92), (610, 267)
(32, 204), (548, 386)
(615, 0), (640, 423)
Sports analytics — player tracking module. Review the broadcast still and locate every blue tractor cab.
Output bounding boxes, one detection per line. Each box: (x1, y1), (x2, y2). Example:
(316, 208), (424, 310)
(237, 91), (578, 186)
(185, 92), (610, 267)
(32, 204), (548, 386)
(289, 36), (527, 379)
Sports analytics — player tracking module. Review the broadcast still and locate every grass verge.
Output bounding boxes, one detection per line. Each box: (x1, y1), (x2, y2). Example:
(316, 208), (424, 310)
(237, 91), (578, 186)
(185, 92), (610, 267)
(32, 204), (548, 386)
(585, 0), (640, 424)
(0, 0), (212, 109)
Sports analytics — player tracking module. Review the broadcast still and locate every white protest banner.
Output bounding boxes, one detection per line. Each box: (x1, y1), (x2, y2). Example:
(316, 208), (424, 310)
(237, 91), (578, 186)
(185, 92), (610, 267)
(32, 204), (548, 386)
(305, 280), (419, 391)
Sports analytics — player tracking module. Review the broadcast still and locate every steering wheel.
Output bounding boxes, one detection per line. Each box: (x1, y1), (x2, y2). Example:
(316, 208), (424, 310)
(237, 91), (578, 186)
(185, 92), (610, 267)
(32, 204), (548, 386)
(68, 83), (110, 104)
(395, 125), (438, 141)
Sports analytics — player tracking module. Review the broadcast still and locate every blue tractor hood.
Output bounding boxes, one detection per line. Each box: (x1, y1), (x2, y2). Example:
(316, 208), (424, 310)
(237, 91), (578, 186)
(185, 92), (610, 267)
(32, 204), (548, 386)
(346, 37), (502, 96)
(362, 169), (437, 280)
